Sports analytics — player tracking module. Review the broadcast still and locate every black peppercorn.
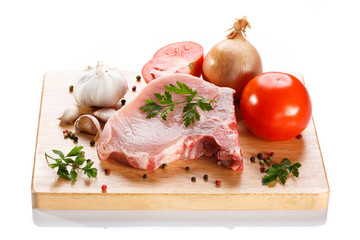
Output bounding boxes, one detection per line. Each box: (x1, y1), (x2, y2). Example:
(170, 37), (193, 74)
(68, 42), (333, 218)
(132, 86), (137, 91)
(73, 136), (78, 142)
(142, 174), (147, 179)
(203, 174), (208, 180)
(191, 176), (196, 182)
(185, 166), (190, 171)
(250, 156), (255, 162)
(162, 163), (167, 169)
(90, 140), (95, 146)
(121, 99), (126, 105)
(257, 153), (263, 159)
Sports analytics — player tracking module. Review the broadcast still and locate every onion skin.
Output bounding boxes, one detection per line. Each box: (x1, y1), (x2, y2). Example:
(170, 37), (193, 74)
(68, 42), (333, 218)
(202, 18), (263, 100)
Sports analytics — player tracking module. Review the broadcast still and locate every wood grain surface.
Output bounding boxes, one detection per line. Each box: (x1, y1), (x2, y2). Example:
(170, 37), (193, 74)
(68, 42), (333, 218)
(31, 70), (329, 210)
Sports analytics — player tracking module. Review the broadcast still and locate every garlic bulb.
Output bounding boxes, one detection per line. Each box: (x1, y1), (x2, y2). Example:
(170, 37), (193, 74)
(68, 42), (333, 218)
(60, 104), (81, 124)
(73, 61), (128, 107)
(74, 115), (101, 135)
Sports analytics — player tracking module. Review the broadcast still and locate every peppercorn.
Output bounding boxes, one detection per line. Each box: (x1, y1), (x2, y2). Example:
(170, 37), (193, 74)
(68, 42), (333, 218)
(267, 156), (273, 161)
(86, 159), (91, 163)
(203, 174), (209, 180)
(266, 159), (272, 165)
(257, 153), (263, 159)
(142, 174), (147, 179)
(162, 163), (167, 169)
(260, 166), (265, 173)
(121, 99), (126, 105)
(259, 159), (265, 165)
(73, 136), (79, 142)
(63, 129), (68, 134)
(296, 134), (302, 139)
(215, 180), (221, 186)
(69, 132), (75, 139)
(105, 168), (111, 175)
(191, 177), (196, 182)
(136, 75), (141, 81)
(132, 86), (137, 91)
(217, 160), (222, 166)
(269, 152), (275, 157)
(185, 166), (190, 171)
(250, 156), (255, 162)
(69, 85), (74, 92)
(90, 140), (95, 146)
(101, 185), (107, 192)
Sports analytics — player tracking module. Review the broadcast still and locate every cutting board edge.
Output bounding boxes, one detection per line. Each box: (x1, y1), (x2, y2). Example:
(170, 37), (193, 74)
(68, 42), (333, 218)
(32, 190), (329, 210)
(311, 115), (330, 193)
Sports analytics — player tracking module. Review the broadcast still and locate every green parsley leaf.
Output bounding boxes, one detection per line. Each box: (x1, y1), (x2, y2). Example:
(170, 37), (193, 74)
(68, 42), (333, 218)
(52, 150), (64, 158)
(278, 170), (289, 184)
(84, 168), (98, 178)
(57, 166), (70, 180)
(198, 99), (214, 111)
(280, 158), (291, 168)
(139, 99), (164, 119)
(74, 153), (86, 167)
(70, 168), (77, 182)
(288, 163), (302, 177)
(160, 108), (169, 120)
(262, 158), (302, 186)
(82, 161), (94, 170)
(66, 146), (83, 157)
(164, 81), (197, 95)
(140, 81), (217, 127)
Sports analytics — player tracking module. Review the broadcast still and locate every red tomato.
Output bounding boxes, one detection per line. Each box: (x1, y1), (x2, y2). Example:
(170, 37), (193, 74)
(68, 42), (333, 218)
(142, 41), (203, 83)
(240, 72), (312, 141)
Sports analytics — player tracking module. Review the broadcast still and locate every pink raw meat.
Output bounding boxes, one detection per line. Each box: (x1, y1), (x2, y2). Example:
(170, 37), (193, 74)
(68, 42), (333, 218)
(97, 74), (243, 170)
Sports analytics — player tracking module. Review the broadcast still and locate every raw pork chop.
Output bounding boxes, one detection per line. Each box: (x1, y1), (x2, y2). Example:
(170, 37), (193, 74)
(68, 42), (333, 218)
(97, 74), (243, 170)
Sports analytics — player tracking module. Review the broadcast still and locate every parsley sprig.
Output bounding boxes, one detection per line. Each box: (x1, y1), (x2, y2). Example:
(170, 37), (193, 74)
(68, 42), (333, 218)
(45, 146), (98, 182)
(262, 158), (301, 185)
(140, 81), (217, 127)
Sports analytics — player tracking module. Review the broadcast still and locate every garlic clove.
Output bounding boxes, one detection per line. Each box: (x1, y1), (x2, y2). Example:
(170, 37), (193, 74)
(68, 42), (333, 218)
(93, 108), (117, 122)
(60, 104), (81, 124)
(74, 114), (101, 135)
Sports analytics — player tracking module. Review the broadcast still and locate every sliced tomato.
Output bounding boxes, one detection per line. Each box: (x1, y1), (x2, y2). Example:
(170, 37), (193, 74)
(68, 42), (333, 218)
(142, 41), (203, 83)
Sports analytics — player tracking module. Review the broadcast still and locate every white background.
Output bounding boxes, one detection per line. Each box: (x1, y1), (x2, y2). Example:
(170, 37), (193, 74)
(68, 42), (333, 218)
(1, 0), (359, 239)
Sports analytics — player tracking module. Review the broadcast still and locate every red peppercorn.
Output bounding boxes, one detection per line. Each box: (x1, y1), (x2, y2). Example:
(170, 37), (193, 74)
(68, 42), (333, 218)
(101, 185), (107, 192)
(104, 168), (111, 175)
(260, 166), (265, 173)
(215, 180), (221, 186)
(132, 86), (137, 91)
(63, 129), (69, 134)
(269, 152), (275, 157)
(296, 134), (302, 139)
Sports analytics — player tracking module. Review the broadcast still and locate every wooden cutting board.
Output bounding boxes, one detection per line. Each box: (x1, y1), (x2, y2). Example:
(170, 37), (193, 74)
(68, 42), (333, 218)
(31, 70), (329, 210)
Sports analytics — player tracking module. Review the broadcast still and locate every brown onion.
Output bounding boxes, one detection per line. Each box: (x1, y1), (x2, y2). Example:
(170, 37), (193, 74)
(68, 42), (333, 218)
(202, 17), (263, 100)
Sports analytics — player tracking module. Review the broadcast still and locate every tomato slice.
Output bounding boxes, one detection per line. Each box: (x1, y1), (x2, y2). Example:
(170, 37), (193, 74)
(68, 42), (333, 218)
(142, 41), (203, 83)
